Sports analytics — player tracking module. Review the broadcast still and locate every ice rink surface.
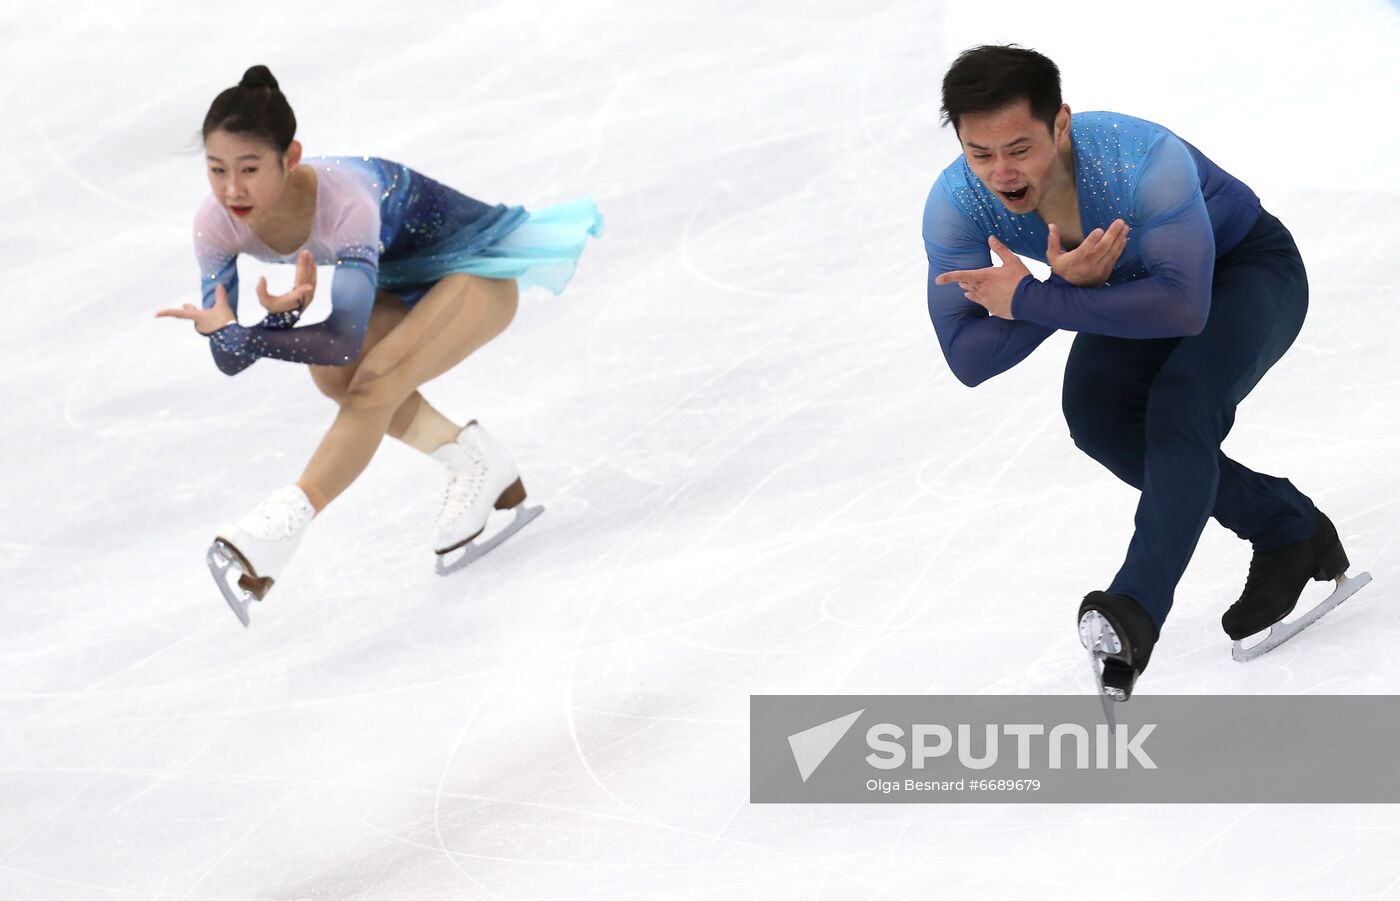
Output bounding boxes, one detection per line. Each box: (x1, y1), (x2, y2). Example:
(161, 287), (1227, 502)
(2, 0), (1398, 897)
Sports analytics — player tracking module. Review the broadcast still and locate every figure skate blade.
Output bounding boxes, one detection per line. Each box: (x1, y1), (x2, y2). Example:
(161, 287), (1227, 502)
(436, 503), (544, 577)
(206, 539), (263, 627)
(1232, 571), (1373, 662)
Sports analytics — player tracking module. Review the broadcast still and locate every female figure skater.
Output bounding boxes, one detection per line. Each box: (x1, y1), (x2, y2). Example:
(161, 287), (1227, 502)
(159, 65), (602, 625)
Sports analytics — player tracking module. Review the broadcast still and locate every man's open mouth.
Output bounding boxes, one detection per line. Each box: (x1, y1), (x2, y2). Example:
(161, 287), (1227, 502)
(1002, 187), (1029, 202)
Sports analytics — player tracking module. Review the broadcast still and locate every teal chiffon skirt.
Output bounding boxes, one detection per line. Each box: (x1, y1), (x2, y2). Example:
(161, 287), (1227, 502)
(379, 198), (603, 304)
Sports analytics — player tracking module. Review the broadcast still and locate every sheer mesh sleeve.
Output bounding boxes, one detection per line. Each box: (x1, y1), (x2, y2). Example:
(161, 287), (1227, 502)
(206, 194), (381, 370)
(193, 205), (322, 375)
(1009, 135), (1215, 338)
(924, 183), (1057, 387)
(193, 207), (255, 376)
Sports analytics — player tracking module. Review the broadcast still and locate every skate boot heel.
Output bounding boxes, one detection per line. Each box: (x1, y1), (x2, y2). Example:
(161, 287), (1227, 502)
(237, 571), (275, 601)
(494, 478), (527, 511)
(1313, 538), (1349, 582)
(1099, 661), (1136, 701)
(1078, 593), (1158, 722)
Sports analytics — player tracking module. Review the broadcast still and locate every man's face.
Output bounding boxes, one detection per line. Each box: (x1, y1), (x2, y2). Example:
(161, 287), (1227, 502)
(204, 129), (297, 223)
(957, 100), (1069, 213)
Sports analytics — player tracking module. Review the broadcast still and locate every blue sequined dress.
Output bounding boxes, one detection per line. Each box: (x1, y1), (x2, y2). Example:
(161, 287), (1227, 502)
(193, 156), (603, 375)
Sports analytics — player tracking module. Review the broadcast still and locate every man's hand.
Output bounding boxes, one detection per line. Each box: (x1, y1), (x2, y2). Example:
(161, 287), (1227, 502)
(934, 235), (1030, 319)
(155, 283), (236, 335)
(1046, 218), (1129, 287)
(257, 249), (316, 314)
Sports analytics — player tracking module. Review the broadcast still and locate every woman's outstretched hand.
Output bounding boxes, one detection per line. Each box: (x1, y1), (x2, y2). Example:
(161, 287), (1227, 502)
(257, 249), (316, 313)
(155, 283), (236, 335)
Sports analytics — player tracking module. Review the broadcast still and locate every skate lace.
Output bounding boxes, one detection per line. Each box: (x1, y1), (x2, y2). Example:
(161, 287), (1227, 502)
(242, 489), (309, 540)
(437, 440), (488, 528)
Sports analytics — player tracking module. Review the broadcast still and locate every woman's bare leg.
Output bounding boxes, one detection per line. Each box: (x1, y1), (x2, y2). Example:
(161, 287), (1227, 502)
(391, 393), (462, 453)
(297, 275), (519, 511)
(309, 292), (467, 455)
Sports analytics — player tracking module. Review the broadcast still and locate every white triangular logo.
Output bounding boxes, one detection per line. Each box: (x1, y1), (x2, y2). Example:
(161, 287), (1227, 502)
(788, 709), (864, 782)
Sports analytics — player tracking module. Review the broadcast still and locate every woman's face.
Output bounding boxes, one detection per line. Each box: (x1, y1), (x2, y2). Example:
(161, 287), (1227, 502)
(204, 129), (298, 223)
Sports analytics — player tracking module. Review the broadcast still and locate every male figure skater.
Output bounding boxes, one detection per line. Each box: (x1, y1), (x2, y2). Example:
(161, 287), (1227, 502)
(923, 44), (1367, 699)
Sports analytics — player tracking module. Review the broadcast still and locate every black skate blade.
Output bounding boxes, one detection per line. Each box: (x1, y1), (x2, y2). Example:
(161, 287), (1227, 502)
(436, 503), (544, 577)
(1232, 571), (1373, 662)
(206, 539), (261, 628)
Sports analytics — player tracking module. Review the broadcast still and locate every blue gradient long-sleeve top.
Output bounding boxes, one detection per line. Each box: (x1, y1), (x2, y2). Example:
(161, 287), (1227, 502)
(922, 111), (1262, 387)
(193, 156), (525, 375)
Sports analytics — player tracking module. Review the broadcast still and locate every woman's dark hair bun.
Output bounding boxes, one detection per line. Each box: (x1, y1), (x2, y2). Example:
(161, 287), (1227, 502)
(238, 65), (280, 92)
(203, 65), (297, 153)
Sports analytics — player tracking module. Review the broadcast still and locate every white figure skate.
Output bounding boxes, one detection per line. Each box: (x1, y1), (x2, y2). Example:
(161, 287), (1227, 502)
(206, 485), (315, 627)
(431, 421), (542, 576)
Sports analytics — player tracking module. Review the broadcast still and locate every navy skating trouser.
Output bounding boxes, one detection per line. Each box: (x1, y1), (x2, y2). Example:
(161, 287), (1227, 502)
(1060, 208), (1318, 630)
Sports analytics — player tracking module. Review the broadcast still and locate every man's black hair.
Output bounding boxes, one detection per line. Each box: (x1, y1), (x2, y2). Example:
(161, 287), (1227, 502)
(940, 45), (1062, 136)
